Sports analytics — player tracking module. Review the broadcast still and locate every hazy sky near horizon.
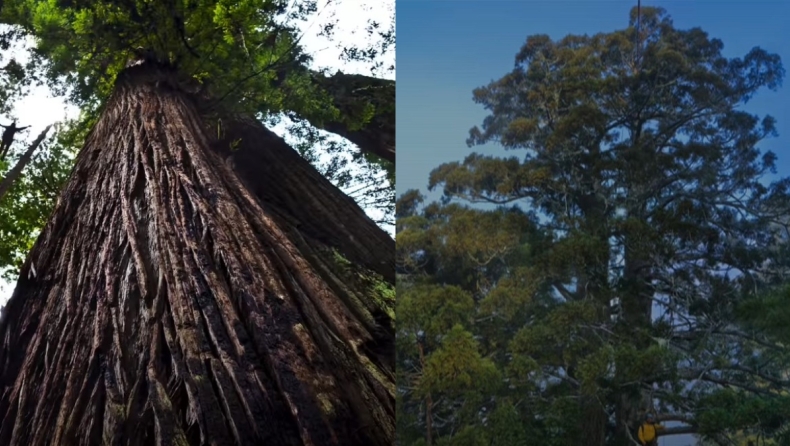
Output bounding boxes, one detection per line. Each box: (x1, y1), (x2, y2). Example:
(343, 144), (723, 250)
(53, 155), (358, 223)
(0, 0), (394, 304)
(396, 1), (789, 444)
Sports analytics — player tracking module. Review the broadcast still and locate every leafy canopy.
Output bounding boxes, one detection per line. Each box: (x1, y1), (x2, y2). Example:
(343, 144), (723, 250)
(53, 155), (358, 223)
(397, 7), (790, 446)
(1, 0), (337, 119)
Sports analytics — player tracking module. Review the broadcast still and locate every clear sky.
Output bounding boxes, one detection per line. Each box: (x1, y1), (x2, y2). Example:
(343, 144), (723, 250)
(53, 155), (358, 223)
(396, 1), (789, 445)
(0, 0), (394, 303)
(397, 0), (790, 205)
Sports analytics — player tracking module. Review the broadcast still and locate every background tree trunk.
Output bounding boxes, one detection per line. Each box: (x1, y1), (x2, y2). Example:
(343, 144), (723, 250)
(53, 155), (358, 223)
(0, 62), (394, 446)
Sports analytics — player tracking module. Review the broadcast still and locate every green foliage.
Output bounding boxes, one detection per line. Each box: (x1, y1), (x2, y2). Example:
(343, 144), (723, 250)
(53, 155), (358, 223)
(0, 120), (77, 279)
(397, 6), (789, 446)
(435, 426), (487, 446)
(0, 26), (28, 116)
(419, 324), (500, 398)
(695, 389), (790, 438)
(738, 285), (790, 345)
(399, 285), (475, 343)
(487, 402), (527, 446)
(1, 0), (325, 117)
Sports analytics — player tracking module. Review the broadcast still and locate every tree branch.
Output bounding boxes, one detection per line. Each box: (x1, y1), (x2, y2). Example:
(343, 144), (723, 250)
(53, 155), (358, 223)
(658, 425), (697, 437)
(309, 71), (395, 163)
(0, 125), (53, 201)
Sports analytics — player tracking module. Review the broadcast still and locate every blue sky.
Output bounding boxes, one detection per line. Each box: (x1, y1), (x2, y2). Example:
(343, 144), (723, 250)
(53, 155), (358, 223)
(397, 2), (789, 445)
(397, 0), (790, 203)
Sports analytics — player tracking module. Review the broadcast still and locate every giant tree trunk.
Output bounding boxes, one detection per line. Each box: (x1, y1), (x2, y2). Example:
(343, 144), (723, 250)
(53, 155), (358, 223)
(0, 61), (394, 446)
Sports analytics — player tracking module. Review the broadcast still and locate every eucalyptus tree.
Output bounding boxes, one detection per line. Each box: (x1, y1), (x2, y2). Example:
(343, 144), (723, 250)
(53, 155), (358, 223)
(401, 6), (788, 445)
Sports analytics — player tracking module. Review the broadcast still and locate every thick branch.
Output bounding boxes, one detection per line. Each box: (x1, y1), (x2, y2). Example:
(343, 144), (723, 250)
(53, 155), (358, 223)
(656, 413), (693, 424)
(659, 426), (697, 437)
(310, 71), (395, 163)
(0, 124), (52, 201)
(679, 369), (778, 396)
(552, 281), (576, 301)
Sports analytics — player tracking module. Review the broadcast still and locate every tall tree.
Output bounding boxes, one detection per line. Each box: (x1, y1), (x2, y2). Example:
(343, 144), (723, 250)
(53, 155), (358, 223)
(0, 1), (394, 445)
(399, 6), (788, 446)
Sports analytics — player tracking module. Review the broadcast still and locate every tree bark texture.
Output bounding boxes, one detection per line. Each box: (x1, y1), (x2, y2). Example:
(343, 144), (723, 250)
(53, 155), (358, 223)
(214, 116), (395, 285)
(0, 62), (394, 446)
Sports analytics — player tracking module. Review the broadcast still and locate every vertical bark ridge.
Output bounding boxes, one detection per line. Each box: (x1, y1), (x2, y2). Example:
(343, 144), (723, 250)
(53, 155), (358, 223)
(216, 118), (396, 375)
(216, 117), (395, 285)
(0, 63), (394, 446)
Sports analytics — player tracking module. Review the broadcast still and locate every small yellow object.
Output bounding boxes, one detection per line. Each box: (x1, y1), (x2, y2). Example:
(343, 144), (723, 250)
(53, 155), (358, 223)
(637, 421), (664, 444)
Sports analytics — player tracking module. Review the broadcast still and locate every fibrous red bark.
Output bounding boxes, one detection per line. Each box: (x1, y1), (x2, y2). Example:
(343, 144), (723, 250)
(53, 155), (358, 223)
(0, 62), (394, 446)
(215, 116), (395, 285)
